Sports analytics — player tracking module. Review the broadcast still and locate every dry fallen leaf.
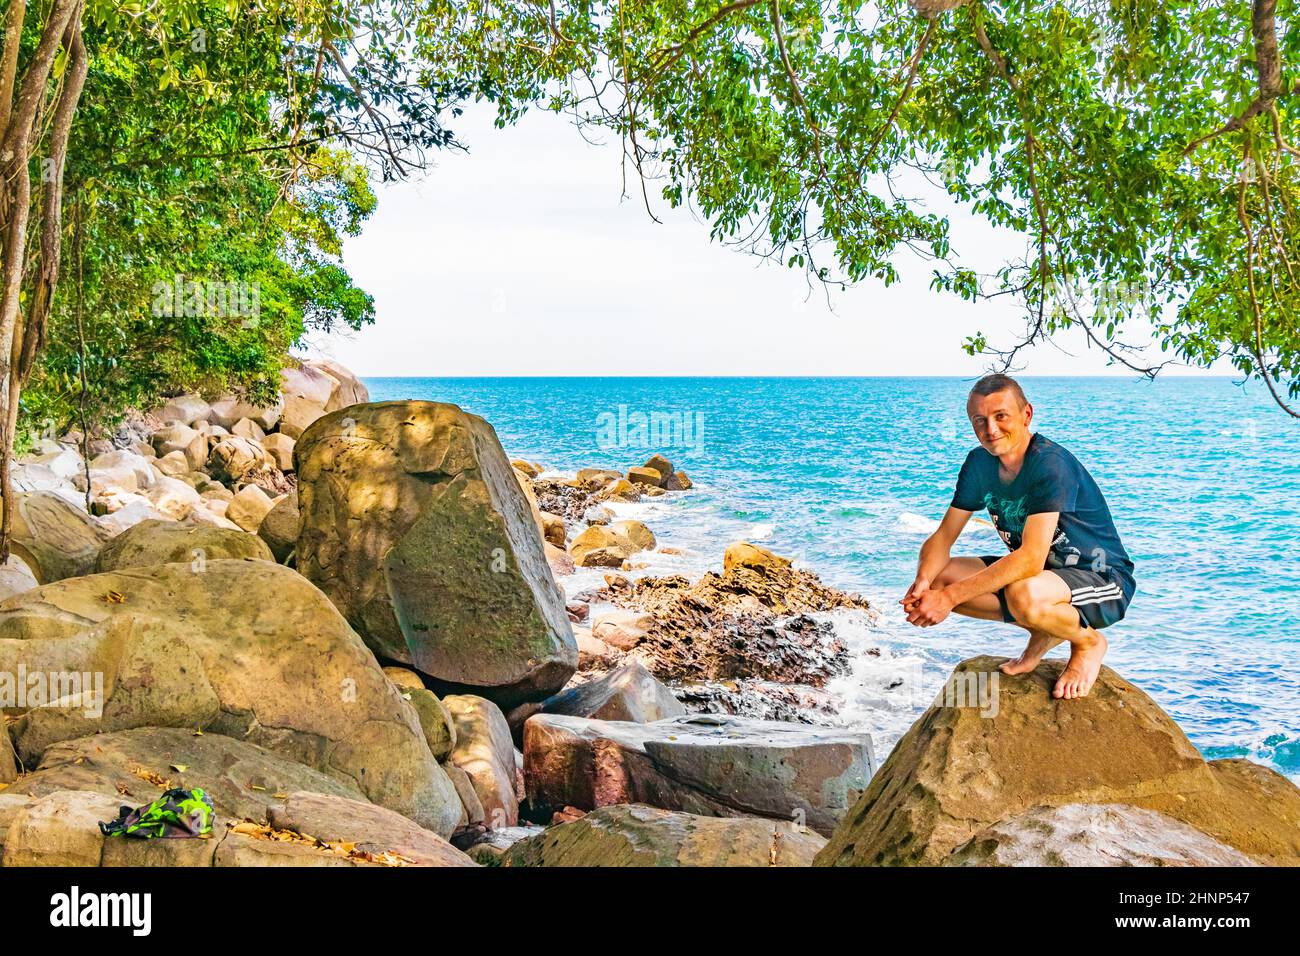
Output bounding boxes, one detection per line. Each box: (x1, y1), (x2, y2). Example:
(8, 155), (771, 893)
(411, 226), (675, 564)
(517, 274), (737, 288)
(101, 590), (127, 605)
(170, 764), (188, 773)
(131, 766), (172, 789)
(226, 820), (414, 866)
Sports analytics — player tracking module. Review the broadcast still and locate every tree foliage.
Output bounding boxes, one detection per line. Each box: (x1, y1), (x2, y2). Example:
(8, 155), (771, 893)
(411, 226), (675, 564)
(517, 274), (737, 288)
(416, 0), (1300, 414)
(0, 0), (465, 553)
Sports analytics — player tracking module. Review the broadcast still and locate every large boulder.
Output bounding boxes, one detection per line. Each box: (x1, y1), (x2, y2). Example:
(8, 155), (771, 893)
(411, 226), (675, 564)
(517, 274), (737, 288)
(312, 358), (370, 411)
(295, 401), (576, 707)
(523, 713), (875, 836)
(281, 361), (336, 408)
(0, 491), (108, 583)
(501, 804), (825, 867)
(724, 541), (791, 574)
(3, 744), (478, 866)
(8, 727), (369, 825)
(1, 790), (126, 867)
(87, 449), (156, 490)
(154, 393), (211, 426)
(209, 395), (283, 432)
(942, 803), (1258, 867)
(279, 394), (329, 441)
(642, 454), (674, 486)
(268, 791), (476, 866)
(0, 561), (461, 835)
(444, 695), (519, 828)
(95, 519), (273, 571)
(814, 656), (1300, 866)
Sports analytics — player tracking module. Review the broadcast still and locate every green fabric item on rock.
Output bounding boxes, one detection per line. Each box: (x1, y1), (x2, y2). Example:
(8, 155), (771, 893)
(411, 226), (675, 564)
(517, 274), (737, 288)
(99, 787), (215, 839)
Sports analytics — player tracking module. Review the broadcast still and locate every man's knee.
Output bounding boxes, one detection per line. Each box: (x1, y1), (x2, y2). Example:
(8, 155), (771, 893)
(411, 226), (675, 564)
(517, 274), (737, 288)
(1004, 579), (1046, 626)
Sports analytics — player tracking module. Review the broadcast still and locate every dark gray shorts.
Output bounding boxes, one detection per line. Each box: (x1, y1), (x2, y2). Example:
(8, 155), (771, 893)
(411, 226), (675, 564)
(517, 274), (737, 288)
(977, 555), (1132, 630)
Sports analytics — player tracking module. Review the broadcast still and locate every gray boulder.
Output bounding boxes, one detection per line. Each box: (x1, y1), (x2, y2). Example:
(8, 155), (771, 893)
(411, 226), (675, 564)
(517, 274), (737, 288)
(295, 401), (576, 707)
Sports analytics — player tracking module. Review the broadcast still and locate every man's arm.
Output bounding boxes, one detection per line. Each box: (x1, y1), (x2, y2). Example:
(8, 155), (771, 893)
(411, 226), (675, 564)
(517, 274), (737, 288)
(907, 512), (1058, 626)
(902, 507), (973, 605)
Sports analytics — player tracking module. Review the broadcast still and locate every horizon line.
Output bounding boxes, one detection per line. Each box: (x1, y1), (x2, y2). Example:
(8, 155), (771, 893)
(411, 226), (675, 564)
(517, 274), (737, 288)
(356, 373), (1245, 380)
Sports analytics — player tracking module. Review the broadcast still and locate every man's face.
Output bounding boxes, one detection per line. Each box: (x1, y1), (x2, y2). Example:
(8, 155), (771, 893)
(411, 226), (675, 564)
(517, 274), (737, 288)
(967, 389), (1033, 456)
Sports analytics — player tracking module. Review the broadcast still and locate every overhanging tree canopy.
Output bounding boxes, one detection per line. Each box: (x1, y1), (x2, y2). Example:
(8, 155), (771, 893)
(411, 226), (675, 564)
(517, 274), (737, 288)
(416, 0), (1300, 415)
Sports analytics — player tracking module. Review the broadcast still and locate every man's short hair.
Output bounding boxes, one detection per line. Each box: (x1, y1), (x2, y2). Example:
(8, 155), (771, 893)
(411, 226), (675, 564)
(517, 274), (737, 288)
(969, 373), (1028, 408)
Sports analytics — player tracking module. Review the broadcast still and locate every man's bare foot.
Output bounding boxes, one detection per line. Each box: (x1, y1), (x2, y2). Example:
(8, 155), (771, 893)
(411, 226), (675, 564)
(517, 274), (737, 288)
(999, 631), (1061, 675)
(1053, 631), (1109, 699)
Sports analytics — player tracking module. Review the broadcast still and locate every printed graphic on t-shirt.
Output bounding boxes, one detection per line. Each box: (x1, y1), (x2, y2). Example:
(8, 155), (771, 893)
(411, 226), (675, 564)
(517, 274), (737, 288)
(982, 491), (1085, 568)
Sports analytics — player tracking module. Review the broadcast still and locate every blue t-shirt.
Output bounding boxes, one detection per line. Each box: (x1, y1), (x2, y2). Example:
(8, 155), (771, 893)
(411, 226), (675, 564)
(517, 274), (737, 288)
(951, 433), (1135, 595)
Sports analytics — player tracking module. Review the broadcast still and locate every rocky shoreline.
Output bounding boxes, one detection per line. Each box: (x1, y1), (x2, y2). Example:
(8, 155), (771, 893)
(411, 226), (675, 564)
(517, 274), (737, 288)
(0, 360), (1296, 867)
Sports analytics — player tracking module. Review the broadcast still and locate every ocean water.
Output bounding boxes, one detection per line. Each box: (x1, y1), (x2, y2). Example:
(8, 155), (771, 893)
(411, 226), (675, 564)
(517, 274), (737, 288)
(366, 376), (1300, 782)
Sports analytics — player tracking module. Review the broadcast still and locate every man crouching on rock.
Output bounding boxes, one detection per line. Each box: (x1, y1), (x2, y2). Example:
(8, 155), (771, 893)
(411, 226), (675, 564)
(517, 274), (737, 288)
(901, 374), (1136, 699)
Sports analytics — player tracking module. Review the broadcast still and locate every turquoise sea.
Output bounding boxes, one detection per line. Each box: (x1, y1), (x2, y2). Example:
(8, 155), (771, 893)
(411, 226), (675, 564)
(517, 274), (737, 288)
(366, 376), (1300, 782)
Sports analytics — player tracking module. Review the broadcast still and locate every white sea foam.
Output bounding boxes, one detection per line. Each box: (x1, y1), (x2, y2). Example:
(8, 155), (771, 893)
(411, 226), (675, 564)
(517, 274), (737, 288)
(897, 511), (939, 535)
(747, 522), (775, 541)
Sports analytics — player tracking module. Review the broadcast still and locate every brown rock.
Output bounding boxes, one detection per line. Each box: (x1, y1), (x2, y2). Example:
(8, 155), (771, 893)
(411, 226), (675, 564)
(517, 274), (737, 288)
(443, 762), (485, 826)
(268, 791), (476, 866)
(279, 393), (328, 441)
(666, 470), (693, 491)
(524, 713), (875, 835)
(384, 666), (426, 691)
(152, 450), (191, 478)
(591, 609), (653, 650)
(208, 436), (274, 484)
(544, 542), (575, 577)
(405, 688), (457, 761)
(501, 804), (826, 867)
(943, 803), (1259, 867)
(261, 432), (296, 472)
(626, 466), (664, 488)
(814, 656), (1300, 866)
(533, 661), (686, 723)
(570, 524), (647, 568)
(0, 562), (461, 835)
(1, 790), (125, 866)
(0, 491), (109, 583)
(231, 417), (266, 442)
(643, 454), (674, 486)
(540, 511), (566, 547)
(312, 358), (370, 411)
(295, 402), (575, 707)
(256, 494), (299, 562)
(209, 395), (283, 432)
(724, 541), (792, 574)
(95, 519), (274, 571)
(226, 484), (275, 532)
(445, 695), (519, 829)
(10, 727), (369, 826)
(595, 478), (641, 503)
(576, 468), (621, 490)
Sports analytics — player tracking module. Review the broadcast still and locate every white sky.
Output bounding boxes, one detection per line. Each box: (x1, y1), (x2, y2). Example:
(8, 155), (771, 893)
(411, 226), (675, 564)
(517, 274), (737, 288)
(317, 102), (1225, 379)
